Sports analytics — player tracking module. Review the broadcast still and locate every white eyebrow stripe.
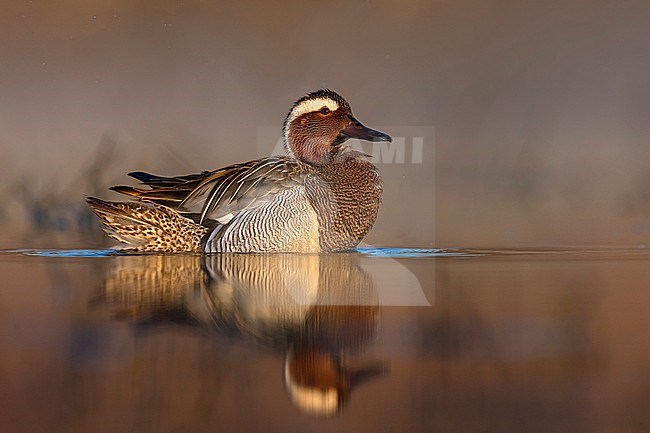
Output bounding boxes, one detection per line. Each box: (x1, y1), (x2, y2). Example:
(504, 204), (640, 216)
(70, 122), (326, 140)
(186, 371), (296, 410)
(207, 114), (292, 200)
(285, 97), (339, 126)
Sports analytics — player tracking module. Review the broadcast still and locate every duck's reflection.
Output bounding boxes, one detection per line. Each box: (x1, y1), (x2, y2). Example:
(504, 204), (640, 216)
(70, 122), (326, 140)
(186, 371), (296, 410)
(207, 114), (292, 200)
(100, 253), (388, 416)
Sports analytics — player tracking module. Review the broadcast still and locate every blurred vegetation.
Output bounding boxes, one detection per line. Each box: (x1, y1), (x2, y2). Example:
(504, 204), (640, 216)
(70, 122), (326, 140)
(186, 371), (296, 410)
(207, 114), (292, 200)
(5, 134), (122, 244)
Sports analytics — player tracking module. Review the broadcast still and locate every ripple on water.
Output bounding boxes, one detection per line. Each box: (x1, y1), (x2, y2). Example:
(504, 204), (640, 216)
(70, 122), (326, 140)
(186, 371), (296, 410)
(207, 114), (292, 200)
(356, 247), (473, 258)
(8, 249), (119, 258)
(2, 246), (646, 259)
(0, 247), (469, 258)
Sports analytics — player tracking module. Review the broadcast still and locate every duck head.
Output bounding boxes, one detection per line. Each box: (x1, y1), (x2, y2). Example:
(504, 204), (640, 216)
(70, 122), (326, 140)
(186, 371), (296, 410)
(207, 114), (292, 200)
(282, 89), (392, 166)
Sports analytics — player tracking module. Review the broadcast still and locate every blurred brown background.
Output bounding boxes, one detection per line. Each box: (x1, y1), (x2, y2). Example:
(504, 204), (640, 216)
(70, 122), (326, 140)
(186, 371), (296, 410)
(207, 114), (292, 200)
(1, 0), (649, 248)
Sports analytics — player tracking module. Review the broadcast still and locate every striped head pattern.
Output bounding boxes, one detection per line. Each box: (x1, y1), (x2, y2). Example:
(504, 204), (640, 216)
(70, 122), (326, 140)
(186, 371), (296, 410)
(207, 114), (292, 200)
(282, 89), (391, 166)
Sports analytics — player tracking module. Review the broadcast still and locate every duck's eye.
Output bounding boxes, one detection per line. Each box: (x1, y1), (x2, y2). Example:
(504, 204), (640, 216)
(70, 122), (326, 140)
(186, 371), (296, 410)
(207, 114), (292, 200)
(320, 106), (331, 115)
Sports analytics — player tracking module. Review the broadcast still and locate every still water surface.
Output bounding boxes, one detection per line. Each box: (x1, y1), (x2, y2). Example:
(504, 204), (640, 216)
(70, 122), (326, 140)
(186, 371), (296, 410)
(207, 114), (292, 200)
(0, 247), (648, 433)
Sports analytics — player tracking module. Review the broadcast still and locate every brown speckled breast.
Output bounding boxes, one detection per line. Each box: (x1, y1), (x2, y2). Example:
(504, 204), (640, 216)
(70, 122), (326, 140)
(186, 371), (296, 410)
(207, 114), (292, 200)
(306, 151), (382, 252)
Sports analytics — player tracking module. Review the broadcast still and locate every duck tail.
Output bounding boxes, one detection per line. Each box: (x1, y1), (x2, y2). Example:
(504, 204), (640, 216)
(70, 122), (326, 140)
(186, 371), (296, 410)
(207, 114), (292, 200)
(86, 197), (209, 253)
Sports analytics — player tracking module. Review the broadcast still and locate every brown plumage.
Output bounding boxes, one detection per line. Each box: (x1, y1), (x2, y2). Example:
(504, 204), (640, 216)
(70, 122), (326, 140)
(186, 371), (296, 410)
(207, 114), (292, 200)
(87, 89), (391, 253)
(86, 197), (208, 252)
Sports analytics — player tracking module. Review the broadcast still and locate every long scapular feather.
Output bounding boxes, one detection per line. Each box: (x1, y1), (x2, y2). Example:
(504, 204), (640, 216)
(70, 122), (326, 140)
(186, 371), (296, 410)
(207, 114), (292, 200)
(107, 156), (307, 226)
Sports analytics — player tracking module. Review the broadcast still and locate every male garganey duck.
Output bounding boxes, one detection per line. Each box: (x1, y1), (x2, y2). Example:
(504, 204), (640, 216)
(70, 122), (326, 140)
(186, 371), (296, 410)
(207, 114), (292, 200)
(87, 89), (392, 253)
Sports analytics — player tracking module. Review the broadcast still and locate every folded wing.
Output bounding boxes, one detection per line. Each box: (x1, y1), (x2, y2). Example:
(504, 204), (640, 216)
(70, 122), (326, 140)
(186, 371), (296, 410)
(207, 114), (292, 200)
(111, 157), (310, 226)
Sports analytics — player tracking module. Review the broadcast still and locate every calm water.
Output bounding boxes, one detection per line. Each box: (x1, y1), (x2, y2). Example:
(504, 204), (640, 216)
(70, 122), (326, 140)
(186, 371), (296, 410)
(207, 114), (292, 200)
(0, 247), (648, 433)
